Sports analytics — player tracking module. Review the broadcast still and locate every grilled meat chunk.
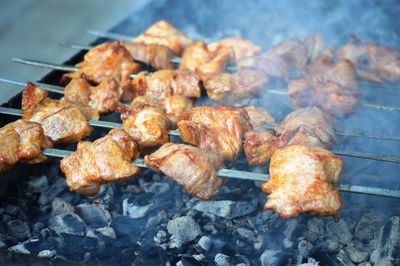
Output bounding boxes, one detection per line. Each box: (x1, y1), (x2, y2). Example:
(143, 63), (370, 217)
(337, 38), (400, 83)
(244, 106), (276, 127)
(131, 69), (201, 100)
(63, 78), (124, 114)
(22, 83), (93, 144)
(0, 120), (50, 173)
(178, 105), (252, 161)
(144, 143), (224, 200)
(288, 56), (360, 116)
(244, 129), (279, 166)
(60, 129), (140, 196)
(121, 96), (170, 148)
(180, 41), (232, 74)
(133, 20), (192, 55)
(63, 41), (141, 101)
(162, 95), (194, 129)
(208, 37), (261, 63)
(261, 145), (342, 219)
(203, 69), (268, 106)
(123, 42), (175, 70)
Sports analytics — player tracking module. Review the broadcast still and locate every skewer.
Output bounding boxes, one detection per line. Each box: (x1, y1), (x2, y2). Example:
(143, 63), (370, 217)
(2, 77), (400, 142)
(1, 106), (400, 163)
(40, 147), (400, 199)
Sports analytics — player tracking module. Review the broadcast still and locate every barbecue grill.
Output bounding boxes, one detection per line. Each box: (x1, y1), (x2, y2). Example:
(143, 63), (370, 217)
(0, 0), (399, 265)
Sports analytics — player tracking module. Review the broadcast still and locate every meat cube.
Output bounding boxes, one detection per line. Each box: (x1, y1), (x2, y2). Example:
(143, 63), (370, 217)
(208, 37), (261, 63)
(244, 106), (276, 127)
(178, 105), (252, 161)
(261, 145), (342, 219)
(60, 129), (140, 196)
(144, 143), (224, 200)
(123, 42), (175, 70)
(162, 95), (194, 129)
(244, 129), (279, 166)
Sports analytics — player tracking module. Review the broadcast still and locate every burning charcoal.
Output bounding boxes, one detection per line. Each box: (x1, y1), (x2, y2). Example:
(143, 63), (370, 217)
(39, 178), (67, 205)
(6, 220), (31, 241)
(122, 193), (154, 219)
(8, 243), (30, 255)
(27, 175), (49, 193)
(75, 203), (111, 228)
(197, 236), (212, 252)
(37, 249), (56, 258)
(370, 216), (400, 266)
(95, 184), (115, 204)
(48, 213), (86, 236)
(95, 226), (116, 240)
(260, 250), (293, 266)
(167, 216), (201, 248)
(355, 213), (384, 242)
(214, 253), (232, 266)
(345, 245), (369, 263)
(298, 240), (313, 258)
(51, 197), (74, 216)
(337, 249), (356, 266)
(326, 219), (352, 245)
(110, 215), (144, 244)
(193, 200), (258, 219)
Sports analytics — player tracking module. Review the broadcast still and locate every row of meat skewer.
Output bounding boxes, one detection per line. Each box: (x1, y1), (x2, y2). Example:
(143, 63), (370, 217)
(2, 20), (400, 220)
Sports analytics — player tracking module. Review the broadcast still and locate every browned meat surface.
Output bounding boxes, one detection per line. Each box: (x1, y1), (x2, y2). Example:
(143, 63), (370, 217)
(131, 69), (201, 100)
(208, 37), (261, 63)
(63, 78), (124, 114)
(60, 128), (140, 196)
(133, 20), (192, 55)
(121, 96), (170, 148)
(261, 145), (342, 219)
(244, 106), (276, 127)
(22, 83), (93, 144)
(144, 143), (224, 200)
(0, 120), (51, 173)
(288, 56), (360, 116)
(162, 95), (194, 129)
(244, 129), (279, 166)
(62, 41), (141, 101)
(180, 41), (232, 74)
(178, 105), (252, 161)
(337, 39), (400, 83)
(202, 69), (268, 106)
(123, 42), (175, 70)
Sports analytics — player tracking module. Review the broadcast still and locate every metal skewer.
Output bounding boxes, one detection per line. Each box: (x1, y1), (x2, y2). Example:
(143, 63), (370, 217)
(41, 147), (400, 199)
(1, 106), (400, 164)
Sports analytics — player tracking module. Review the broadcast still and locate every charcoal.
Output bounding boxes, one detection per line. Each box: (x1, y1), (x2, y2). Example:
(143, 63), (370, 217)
(59, 233), (97, 259)
(8, 243), (30, 254)
(370, 216), (400, 266)
(237, 228), (254, 240)
(177, 255), (204, 266)
(122, 193), (154, 219)
(75, 203), (111, 228)
(6, 220), (31, 241)
(116, 247), (138, 266)
(298, 240), (313, 258)
(37, 249), (56, 258)
(197, 236), (212, 252)
(260, 250), (293, 266)
(95, 226), (116, 239)
(154, 230), (167, 245)
(214, 253), (232, 266)
(298, 257), (319, 266)
(110, 215), (144, 244)
(39, 178), (67, 205)
(51, 197), (74, 216)
(96, 184), (115, 204)
(193, 200), (258, 219)
(345, 245), (369, 263)
(304, 218), (325, 243)
(312, 239), (340, 254)
(336, 249), (356, 266)
(167, 216), (201, 248)
(5, 205), (19, 216)
(145, 182), (170, 194)
(0, 240), (5, 249)
(253, 211), (284, 232)
(0, 208), (4, 215)
(48, 213), (86, 236)
(355, 213), (384, 242)
(27, 175), (49, 193)
(326, 219), (352, 245)
(32, 222), (44, 236)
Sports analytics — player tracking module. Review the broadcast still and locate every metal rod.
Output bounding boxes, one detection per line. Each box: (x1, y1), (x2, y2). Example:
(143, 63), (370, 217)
(41, 147), (400, 199)
(87, 29), (133, 41)
(0, 77), (64, 94)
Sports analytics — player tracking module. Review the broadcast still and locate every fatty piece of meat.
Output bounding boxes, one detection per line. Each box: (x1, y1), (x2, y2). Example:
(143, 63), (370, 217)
(177, 105), (252, 161)
(144, 143), (224, 200)
(123, 42), (175, 70)
(22, 83), (93, 144)
(261, 145), (342, 219)
(162, 95), (194, 129)
(208, 37), (261, 63)
(244, 106), (276, 127)
(60, 128), (140, 196)
(244, 129), (280, 166)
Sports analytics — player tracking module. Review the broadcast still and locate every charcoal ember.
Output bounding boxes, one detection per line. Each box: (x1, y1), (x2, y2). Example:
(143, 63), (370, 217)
(110, 215), (144, 244)
(51, 197), (74, 216)
(6, 220), (31, 241)
(197, 236), (212, 252)
(214, 253), (232, 266)
(95, 184), (115, 204)
(260, 250), (294, 266)
(75, 203), (111, 228)
(59, 233), (97, 260)
(167, 216), (201, 248)
(27, 175), (49, 193)
(122, 193), (154, 219)
(326, 219), (352, 245)
(337, 249), (356, 266)
(298, 240), (313, 258)
(37, 249), (56, 258)
(345, 245), (369, 263)
(355, 213), (384, 242)
(8, 243), (30, 255)
(370, 216), (400, 266)
(193, 200), (258, 219)
(39, 178), (67, 205)
(48, 213), (86, 236)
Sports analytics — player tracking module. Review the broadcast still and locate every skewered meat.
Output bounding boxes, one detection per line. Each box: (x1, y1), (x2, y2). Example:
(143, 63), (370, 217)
(202, 69), (268, 106)
(62, 41), (141, 101)
(180, 41), (232, 74)
(144, 143), (224, 200)
(288, 56), (360, 116)
(208, 37), (261, 63)
(261, 145), (342, 219)
(133, 20), (192, 55)
(337, 38), (400, 83)
(244, 106), (276, 127)
(123, 42), (175, 70)
(162, 95), (194, 129)
(0, 120), (51, 173)
(63, 77), (124, 114)
(178, 105), (252, 161)
(244, 107), (334, 165)
(131, 69), (202, 100)
(60, 128), (140, 196)
(22, 83), (93, 144)
(121, 96), (170, 148)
